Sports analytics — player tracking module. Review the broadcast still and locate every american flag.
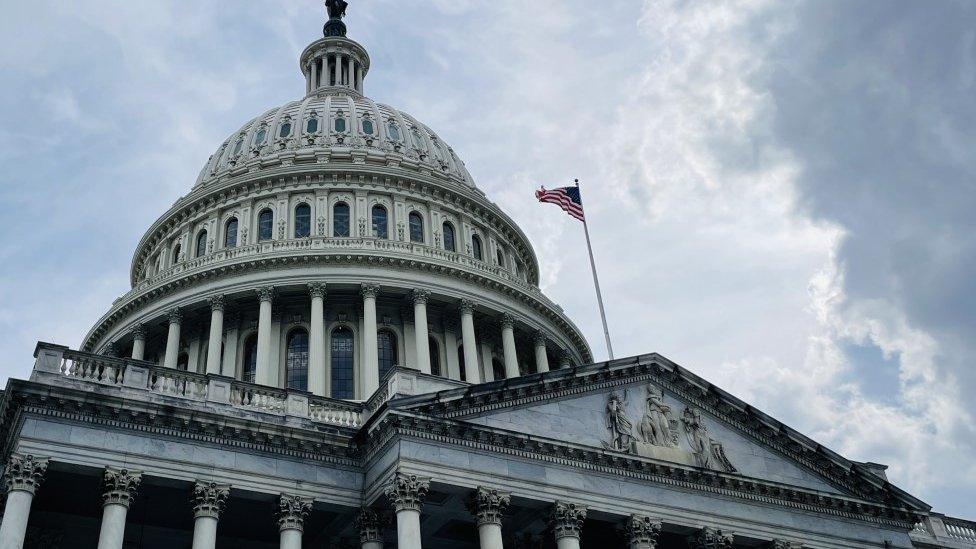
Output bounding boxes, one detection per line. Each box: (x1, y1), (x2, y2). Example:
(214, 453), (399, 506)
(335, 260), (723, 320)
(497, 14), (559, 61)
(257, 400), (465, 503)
(536, 186), (585, 222)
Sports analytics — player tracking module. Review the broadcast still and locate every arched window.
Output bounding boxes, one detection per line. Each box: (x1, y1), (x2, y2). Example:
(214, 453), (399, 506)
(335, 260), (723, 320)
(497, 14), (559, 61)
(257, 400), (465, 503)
(333, 202), (350, 237)
(387, 121), (401, 142)
(496, 248), (506, 268)
(278, 119), (292, 139)
(253, 126), (267, 147)
(443, 223), (456, 252)
(232, 137), (244, 156)
(172, 243), (182, 265)
(242, 334), (258, 383)
(472, 234), (484, 261)
(286, 329), (309, 391)
(306, 114), (319, 134)
(409, 212), (424, 243)
(362, 117), (374, 135)
(372, 206), (388, 239)
(335, 112), (347, 133)
(177, 353), (189, 371)
(196, 230), (208, 258)
(378, 330), (398, 381)
(225, 218), (239, 248)
(412, 128), (425, 149)
(258, 209), (273, 241)
(429, 337), (441, 377)
(330, 327), (354, 399)
(492, 358), (506, 381)
(294, 203), (311, 238)
(457, 346), (467, 382)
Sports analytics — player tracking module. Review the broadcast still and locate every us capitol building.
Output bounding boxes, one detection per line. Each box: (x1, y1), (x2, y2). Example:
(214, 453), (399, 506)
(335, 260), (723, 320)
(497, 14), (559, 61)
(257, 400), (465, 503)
(0, 4), (973, 549)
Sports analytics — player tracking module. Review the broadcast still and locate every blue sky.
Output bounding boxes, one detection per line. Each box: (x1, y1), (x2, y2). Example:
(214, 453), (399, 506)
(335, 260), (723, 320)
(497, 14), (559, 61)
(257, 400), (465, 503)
(1, 0), (974, 519)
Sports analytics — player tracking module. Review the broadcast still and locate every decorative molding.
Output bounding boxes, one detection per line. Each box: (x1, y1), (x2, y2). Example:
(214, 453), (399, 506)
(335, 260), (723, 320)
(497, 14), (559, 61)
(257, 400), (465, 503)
(466, 486), (511, 527)
(131, 324), (147, 340)
(192, 481), (230, 519)
(411, 289), (430, 306)
(768, 541), (804, 549)
(3, 454), (49, 495)
(625, 514), (661, 547)
(102, 467), (142, 508)
(360, 283), (380, 300)
(209, 295), (225, 312)
(256, 286), (276, 303)
(500, 313), (515, 330)
(384, 470), (430, 513)
(459, 299), (475, 316)
(356, 508), (383, 544)
(689, 527), (734, 549)
(308, 282), (328, 299)
(168, 308), (183, 324)
(550, 501), (587, 540)
(278, 494), (313, 532)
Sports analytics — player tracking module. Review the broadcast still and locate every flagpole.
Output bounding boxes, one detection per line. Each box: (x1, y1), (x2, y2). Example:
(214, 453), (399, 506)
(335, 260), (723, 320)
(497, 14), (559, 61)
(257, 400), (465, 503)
(575, 179), (615, 360)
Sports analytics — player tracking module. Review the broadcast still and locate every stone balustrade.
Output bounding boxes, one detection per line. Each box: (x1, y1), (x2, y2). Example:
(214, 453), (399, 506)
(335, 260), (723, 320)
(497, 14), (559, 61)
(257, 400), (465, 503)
(911, 514), (976, 548)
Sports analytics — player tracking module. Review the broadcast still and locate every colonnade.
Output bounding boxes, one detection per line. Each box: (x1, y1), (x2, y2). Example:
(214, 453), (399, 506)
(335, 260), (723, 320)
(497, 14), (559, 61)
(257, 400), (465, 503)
(124, 283), (574, 399)
(306, 51), (364, 94)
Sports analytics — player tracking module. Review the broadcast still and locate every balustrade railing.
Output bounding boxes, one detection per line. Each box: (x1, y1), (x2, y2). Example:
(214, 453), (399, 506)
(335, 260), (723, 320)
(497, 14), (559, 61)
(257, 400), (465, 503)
(230, 382), (287, 413)
(946, 518), (976, 542)
(60, 350), (130, 386)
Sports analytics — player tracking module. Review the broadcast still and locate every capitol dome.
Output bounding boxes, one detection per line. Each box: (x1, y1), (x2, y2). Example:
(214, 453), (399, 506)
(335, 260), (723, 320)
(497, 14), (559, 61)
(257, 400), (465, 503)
(81, 7), (592, 401)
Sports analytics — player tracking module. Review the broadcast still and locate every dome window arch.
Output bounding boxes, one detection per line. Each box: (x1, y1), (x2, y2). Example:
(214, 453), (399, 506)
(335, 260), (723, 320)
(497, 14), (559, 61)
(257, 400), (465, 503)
(232, 135), (245, 156)
(330, 326), (355, 399)
(294, 203), (312, 238)
(377, 329), (398, 381)
(387, 120), (401, 142)
(225, 218), (239, 248)
(242, 334), (258, 383)
(286, 328), (309, 391)
(278, 118), (293, 139)
(196, 230), (208, 258)
(408, 212), (424, 243)
(305, 112), (320, 134)
(258, 208), (274, 241)
(429, 337), (441, 377)
(372, 205), (389, 239)
(333, 202), (351, 237)
(253, 125), (268, 147)
(172, 243), (182, 265)
(334, 110), (347, 133)
(472, 234), (484, 261)
(362, 116), (375, 136)
(443, 222), (457, 253)
(496, 248), (506, 268)
(411, 127), (425, 150)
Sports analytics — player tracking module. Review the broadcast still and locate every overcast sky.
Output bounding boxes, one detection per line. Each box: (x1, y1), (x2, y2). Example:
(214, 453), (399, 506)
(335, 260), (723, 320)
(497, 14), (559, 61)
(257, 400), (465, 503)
(1, 0), (974, 519)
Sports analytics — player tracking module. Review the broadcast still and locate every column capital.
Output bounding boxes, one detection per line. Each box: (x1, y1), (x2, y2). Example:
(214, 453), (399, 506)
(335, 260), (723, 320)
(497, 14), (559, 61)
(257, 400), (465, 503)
(209, 295), (225, 312)
(533, 330), (548, 346)
(356, 508), (384, 544)
(466, 486), (511, 527)
(411, 289), (431, 306)
(277, 494), (313, 533)
(550, 501), (587, 541)
(168, 308), (183, 324)
(308, 282), (328, 299)
(104, 342), (119, 357)
(500, 313), (516, 330)
(192, 481), (230, 519)
(459, 299), (476, 315)
(384, 471), (430, 513)
(768, 541), (803, 549)
(690, 527), (735, 549)
(558, 349), (573, 368)
(256, 286), (276, 303)
(102, 467), (142, 508)
(3, 454), (49, 495)
(131, 323), (147, 340)
(361, 283), (381, 300)
(626, 515), (662, 547)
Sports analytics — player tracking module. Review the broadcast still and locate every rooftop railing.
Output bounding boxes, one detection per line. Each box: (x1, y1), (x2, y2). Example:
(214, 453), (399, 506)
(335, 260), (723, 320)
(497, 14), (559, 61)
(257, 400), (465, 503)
(911, 514), (976, 548)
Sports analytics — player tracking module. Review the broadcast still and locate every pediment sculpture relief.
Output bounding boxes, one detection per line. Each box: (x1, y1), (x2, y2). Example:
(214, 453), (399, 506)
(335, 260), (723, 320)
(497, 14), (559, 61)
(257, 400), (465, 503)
(682, 407), (737, 473)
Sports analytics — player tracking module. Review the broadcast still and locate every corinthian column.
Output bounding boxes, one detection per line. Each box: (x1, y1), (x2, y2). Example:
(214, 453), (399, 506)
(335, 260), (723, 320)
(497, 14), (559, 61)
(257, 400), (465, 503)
(191, 481), (230, 549)
(412, 290), (432, 374)
(533, 331), (550, 374)
(357, 508), (384, 549)
(97, 467), (142, 549)
(361, 284), (380, 397)
(164, 308), (183, 369)
(467, 487), (510, 549)
(384, 471), (430, 549)
(626, 515), (661, 549)
(308, 283), (327, 396)
(206, 296), (225, 375)
(550, 501), (586, 549)
(131, 324), (147, 361)
(500, 314), (519, 380)
(689, 527), (735, 549)
(255, 286), (275, 386)
(0, 454), (49, 549)
(277, 494), (313, 549)
(459, 300), (482, 383)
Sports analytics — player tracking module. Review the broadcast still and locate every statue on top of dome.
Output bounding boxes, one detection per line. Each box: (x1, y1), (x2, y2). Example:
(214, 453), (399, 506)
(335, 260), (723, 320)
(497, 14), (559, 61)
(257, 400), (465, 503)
(326, 0), (348, 19)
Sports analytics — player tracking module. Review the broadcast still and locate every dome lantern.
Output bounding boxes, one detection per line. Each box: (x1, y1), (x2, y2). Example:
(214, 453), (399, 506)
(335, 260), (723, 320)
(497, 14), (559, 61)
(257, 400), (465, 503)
(301, 0), (368, 95)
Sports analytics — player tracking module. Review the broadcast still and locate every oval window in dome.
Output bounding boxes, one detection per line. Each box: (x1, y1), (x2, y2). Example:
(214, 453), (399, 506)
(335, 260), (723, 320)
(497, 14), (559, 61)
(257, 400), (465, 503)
(388, 121), (401, 142)
(279, 120), (292, 138)
(306, 116), (319, 134)
(362, 118), (374, 135)
(254, 127), (267, 146)
(335, 115), (346, 133)
(412, 129), (424, 149)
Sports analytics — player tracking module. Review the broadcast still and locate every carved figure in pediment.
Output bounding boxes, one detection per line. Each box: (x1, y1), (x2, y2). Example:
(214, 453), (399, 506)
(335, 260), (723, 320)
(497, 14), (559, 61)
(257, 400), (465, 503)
(637, 384), (678, 448)
(682, 407), (737, 473)
(604, 393), (634, 452)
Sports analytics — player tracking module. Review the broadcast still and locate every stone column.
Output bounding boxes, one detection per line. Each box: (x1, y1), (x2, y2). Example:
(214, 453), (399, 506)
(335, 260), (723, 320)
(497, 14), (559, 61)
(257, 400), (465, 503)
(459, 300), (482, 383)
(347, 57), (355, 88)
(626, 515), (661, 549)
(467, 487), (510, 549)
(689, 527), (735, 549)
(163, 308), (183, 369)
(550, 501), (587, 549)
(277, 494), (312, 549)
(255, 286), (275, 386)
(533, 332), (550, 374)
(221, 312), (240, 377)
(0, 454), (49, 549)
(384, 471), (430, 549)
(413, 290), (432, 375)
(558, 350), (572, 369)
(206, 296), (225, 375)
(500, 314), (519, 380)
(97, 467), (142, 549)
(333, 54), (341, 87)
(311, 60), (319, 91)
(131, 324), (147, 361)
(361, 284), (380, 397)
(191, 481), (230, 549)
(356, 64), (364, 93)
(357, 508), (384, 549)
(308, 283), (327, 396)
